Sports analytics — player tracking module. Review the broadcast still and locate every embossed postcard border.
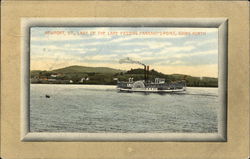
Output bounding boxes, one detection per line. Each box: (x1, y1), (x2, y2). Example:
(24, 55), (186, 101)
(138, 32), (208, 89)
(21, 18), (228, 142)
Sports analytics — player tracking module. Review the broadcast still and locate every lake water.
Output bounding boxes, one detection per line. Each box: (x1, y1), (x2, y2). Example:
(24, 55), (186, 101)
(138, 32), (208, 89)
(30, 84), (218, 133)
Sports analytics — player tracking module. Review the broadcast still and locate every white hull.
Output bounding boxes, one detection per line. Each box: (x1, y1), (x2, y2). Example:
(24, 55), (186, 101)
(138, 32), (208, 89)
(118, 87), (186, 93)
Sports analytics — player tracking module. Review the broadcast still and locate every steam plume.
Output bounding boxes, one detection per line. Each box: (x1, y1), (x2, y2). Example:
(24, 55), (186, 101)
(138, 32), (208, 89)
(119, 57), (146, 66)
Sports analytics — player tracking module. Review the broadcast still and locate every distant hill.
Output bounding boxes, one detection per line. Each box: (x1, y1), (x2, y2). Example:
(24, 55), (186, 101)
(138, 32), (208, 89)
(125, 68), (217, 87)
(52, 65), (123, 74)
(30, 66), (218, 87)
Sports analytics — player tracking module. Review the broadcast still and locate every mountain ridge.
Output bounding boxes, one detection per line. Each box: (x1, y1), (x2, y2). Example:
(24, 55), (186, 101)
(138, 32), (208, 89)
(30, 65), (218, 87)
(50, 65), (124, 74)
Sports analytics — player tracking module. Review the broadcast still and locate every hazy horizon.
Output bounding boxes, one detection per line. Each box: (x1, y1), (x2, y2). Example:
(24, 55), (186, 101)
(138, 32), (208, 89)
(30, 64), (218, 78)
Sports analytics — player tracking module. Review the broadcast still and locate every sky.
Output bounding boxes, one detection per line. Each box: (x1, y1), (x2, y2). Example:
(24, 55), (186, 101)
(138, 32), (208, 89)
(30, 27), (218, 77)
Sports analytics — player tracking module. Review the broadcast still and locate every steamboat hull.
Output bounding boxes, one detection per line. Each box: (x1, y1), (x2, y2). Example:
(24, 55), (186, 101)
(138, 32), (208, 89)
(117, 80), (186, 94)
(117, 88), (186, 93)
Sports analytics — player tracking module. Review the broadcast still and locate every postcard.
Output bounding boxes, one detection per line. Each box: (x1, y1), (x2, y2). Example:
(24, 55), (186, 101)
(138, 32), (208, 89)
(1, 1), (249, 159)
(20, 18), (227, 141)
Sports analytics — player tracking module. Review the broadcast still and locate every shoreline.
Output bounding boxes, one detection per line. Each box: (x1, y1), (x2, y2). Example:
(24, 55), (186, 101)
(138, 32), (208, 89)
(30, 83), (218, 88)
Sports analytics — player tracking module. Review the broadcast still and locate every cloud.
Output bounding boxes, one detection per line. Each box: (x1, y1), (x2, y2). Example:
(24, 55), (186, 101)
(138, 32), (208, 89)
(31, 44), (92, 55)
(184, 39), (217, 46)
(81, 54), (118, 61)
(30, 27), (218, 77)
(171, 50), (217, 58)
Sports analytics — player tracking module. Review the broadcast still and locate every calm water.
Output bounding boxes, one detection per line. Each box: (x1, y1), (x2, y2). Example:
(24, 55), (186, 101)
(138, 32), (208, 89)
(30, 84), (218, 133)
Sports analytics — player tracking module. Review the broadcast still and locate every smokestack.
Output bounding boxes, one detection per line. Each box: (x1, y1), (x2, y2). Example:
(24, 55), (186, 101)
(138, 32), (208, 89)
(119, 57), (147, 82)
(147, 66), (149, 81)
